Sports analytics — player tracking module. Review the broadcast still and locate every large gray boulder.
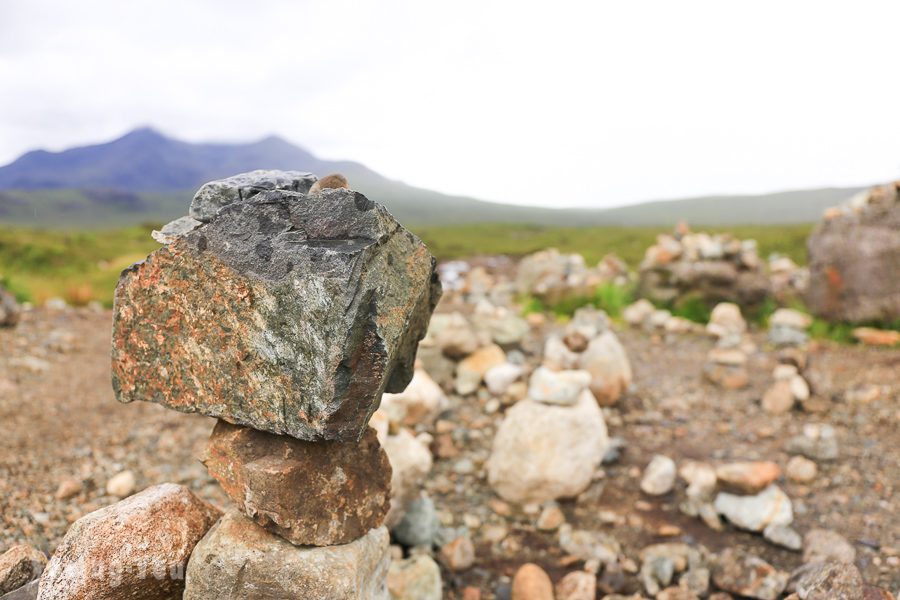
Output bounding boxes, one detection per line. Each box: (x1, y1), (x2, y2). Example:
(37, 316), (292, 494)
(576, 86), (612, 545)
(112, 187), (441, 441)
(189, 170), (317, 223)
(184, 511), (390, 599)
(806, 181), (900, 322)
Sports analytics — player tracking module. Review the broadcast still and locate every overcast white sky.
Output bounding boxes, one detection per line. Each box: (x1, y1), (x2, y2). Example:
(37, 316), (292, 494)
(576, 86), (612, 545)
(1, 0), (899, 208)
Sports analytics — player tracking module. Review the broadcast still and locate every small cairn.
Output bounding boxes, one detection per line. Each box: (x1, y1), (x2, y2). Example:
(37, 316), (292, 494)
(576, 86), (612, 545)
(637, 225), (769, 311)
(763, 308), (816, 413)
(0, 283), (20, 327)
(109, 170), (441, 598)
(702, 302), (751, 389)
(515, 248), (630, 305)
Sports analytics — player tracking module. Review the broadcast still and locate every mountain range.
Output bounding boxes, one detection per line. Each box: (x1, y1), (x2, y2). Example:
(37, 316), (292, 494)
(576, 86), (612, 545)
(0, 128), (863, 228)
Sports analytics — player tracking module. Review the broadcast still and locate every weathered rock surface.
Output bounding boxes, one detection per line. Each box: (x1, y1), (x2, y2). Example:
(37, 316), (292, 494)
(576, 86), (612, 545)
(112, 187), (441, 441)
(788, 561), (864, 600)
(387, 555), (442, 600)
(806, 181), (900, 321)
(1, 579), (38, 600)
(713, 548), (788, 600)
(203, 421), (390, 546)
(487, 391), (609, 504)
(188, 170), (317, 222)
(150, 215), (202, 244)
(0, 546), (45, 595)
(38, 483), (221, 600)
(184, 511), (390, 599)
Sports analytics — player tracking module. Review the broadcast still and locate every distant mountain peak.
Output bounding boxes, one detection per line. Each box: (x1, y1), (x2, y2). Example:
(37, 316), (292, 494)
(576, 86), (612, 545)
(118, 126), (169, 141)
(0, 126), (382, 193)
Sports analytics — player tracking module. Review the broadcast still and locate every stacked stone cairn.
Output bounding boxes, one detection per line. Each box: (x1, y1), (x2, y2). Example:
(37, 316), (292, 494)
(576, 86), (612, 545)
(108, 170), (441, 598)
(762, 308), (817, 414)
(702, 302), (752, 389)
(485, 307), (617, 504)
(638, 225), (769, 311)
(622, 297), (700, 336)
(515, 248), (630, 305)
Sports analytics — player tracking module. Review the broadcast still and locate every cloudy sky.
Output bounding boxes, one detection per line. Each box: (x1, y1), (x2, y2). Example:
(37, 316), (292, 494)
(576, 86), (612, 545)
(2, 0), (899, 208)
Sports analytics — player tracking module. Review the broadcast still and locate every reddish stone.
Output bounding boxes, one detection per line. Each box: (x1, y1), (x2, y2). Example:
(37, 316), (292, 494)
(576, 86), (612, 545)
(203, 421), (391, 546)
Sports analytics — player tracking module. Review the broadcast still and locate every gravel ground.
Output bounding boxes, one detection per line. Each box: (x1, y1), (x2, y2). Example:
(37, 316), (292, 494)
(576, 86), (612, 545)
(1, 306), (897, 597)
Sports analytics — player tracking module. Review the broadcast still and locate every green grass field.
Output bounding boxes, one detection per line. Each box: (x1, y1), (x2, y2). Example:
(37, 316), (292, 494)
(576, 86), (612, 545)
(0, 222), (812, 307)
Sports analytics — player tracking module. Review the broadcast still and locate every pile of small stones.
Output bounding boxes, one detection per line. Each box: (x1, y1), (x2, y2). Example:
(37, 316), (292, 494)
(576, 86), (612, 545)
(637, 225), (770, 311)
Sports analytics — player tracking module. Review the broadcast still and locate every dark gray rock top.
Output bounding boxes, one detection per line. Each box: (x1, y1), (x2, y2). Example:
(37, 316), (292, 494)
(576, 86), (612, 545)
(189, 170), (317, 223)
(112, 187), (441, 441)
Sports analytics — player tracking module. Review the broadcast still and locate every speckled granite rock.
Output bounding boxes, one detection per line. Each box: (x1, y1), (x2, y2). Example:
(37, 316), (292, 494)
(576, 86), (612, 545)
(189, 170), (317, 223)
(203, 421), (390, 546)
(184, 511), (389, 600)
(112, 187), (441, 441)
(37, 483), (221, 600)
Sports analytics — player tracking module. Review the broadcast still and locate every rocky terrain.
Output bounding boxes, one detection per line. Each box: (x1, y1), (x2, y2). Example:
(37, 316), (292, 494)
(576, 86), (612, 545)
(0, 177), (898, 599)
(1, 294), (896, 598)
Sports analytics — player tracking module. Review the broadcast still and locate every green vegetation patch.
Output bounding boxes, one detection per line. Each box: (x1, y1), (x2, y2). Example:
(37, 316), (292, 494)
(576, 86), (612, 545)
(0, 222), (812, 308)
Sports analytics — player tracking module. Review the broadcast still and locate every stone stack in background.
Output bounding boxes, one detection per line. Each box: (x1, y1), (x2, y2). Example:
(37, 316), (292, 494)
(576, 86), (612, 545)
(807, 181), (900, 322)
(637, 227), (770, 311)
(702, 303), (752, 389)
(515, 248), (631, 305)
(40, 171), (442, 599)
(541, 306), (632, 405)
(0, 284), (20, 328)
(767, 254), (809, 304)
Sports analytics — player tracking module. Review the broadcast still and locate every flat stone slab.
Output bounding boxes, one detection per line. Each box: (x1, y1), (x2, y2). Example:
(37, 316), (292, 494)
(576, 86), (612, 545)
(203, 421), (391, 546)
(112, 187), (441, 441)
(184, 511), (389, 600)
